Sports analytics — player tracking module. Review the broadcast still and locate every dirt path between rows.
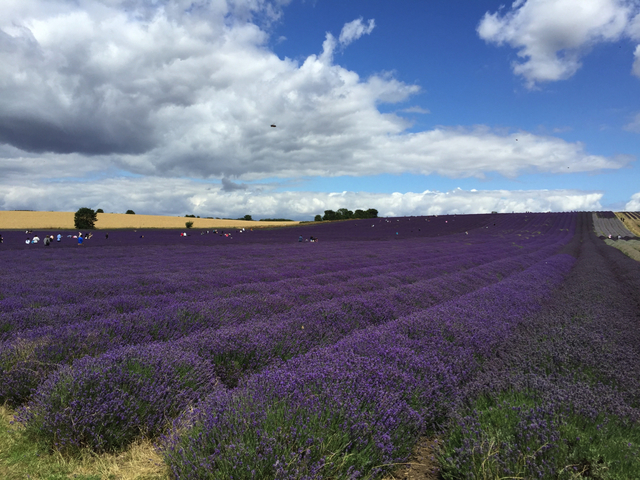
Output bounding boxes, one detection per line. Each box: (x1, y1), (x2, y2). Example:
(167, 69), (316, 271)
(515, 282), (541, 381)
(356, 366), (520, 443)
(382, 437), (442, 480)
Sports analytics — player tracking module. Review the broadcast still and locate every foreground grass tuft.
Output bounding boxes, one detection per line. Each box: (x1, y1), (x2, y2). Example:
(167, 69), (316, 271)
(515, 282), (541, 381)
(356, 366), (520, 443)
(1, 405), (168, 480)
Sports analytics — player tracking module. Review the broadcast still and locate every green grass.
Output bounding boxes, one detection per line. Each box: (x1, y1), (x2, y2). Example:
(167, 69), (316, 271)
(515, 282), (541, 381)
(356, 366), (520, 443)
(164, 393), (420, 480)
(438, 391), (640, 479)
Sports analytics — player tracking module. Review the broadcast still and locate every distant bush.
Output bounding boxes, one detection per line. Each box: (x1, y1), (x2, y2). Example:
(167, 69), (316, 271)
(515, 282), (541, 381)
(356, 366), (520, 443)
(96, 208), (104, 214)
(260, 218), (293, 222)
(185, 214), (196, 218)
(18, 344), (218, 453)
(314, 215), (322, 221)
(125, 210), (135, 215)
(186, 221), (194, 229)
(240, 215), (253, 221)
(74, 207), (97, 229)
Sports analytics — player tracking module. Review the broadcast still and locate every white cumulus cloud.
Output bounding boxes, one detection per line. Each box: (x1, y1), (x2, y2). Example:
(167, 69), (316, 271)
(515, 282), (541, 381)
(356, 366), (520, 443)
(339, 17), (375, 46)
(626, 192), (640, 210)
(633, 44), (640, 77)
(0, 0), (632, 217)
(0, 1), (627, 184)
(478, 0), (637, 87)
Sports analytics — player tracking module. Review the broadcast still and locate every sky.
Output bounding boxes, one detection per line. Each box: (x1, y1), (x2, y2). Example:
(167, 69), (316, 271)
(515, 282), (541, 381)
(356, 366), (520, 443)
(1, 0), (640, 220)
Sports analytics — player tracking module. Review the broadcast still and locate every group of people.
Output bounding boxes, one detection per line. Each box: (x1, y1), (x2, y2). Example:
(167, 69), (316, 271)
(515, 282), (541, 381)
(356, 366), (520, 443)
(299, 235), (319, 242)
(20, 231), (98, 246)
(182, 228), (250, 239)
(25, 233), (54, 245)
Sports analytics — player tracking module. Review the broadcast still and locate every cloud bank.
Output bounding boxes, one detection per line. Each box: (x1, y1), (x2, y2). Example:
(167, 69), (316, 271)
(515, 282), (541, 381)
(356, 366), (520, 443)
(0, 175), (605, 220)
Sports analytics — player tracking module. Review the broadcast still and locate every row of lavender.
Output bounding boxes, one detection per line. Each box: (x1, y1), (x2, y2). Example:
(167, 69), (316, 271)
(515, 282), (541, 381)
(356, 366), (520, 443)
(0, 212), (569, 317)
(161, 219), (580, 478)
(0, 211), (552, 251)
(1, 214), (572, 407)
(159, 213), (640, 479)
(1, 213), (489, 250)
(439, 212), (640, 478)
(591, 212), (635, 238)
(5, 212), (624, 479)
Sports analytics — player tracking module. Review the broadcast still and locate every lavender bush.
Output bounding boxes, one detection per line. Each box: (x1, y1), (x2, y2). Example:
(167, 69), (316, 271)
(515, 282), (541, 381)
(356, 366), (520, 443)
(18, 343), (219, 453)
(161, 252), (576, 478)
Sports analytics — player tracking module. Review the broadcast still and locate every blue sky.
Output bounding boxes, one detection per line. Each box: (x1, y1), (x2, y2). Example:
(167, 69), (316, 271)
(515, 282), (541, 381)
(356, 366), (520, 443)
(268, 0), (640, 208)
(1, 0), (640, 219)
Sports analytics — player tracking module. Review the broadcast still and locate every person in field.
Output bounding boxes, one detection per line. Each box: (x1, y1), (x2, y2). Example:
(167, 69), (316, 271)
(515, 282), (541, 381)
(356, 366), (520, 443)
(78, 235), (84, 246)
(57, 234), (62, 242)
(44, 236), (51, 246)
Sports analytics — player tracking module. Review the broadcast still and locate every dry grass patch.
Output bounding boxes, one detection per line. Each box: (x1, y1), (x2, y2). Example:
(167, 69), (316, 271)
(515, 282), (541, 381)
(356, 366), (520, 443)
(615, 212), (640, 237)
(63, 439), (167, 480)
(0, 210), (299, 230)
(0, 404), (168, 480)
(605, 239), (640, 262)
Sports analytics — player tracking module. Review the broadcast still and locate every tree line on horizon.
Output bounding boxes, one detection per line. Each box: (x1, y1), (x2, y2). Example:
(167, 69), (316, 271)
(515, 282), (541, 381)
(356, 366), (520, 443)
(315, 208), (378, 221)
(75, 206), (379, 229)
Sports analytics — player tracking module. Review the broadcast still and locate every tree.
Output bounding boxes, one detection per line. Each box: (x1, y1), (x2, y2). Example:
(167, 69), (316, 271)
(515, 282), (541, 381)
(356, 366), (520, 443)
(314, 215), (322, 221)
(322, 210), (337, 221)
(185, 221), (194, 229)
(243, 215), (253, 221)
(96, 208), (104, 214)
(126, 210), (135, 215)
(320, 207), (377, 221)
(74, 208), (97, 229)
(337, 208), (353, 220)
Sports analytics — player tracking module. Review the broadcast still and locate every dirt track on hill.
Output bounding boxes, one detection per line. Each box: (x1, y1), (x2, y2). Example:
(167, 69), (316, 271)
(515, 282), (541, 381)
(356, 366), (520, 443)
(0, 211), (299, 230)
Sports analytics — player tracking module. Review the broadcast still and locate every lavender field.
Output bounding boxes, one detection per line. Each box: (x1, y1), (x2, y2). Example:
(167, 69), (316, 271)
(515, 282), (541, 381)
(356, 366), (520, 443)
(1, 213), (639, 479)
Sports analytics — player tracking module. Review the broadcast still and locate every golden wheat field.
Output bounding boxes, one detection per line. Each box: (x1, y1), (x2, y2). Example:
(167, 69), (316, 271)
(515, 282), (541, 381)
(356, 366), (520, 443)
(0, 211), (299, 230)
